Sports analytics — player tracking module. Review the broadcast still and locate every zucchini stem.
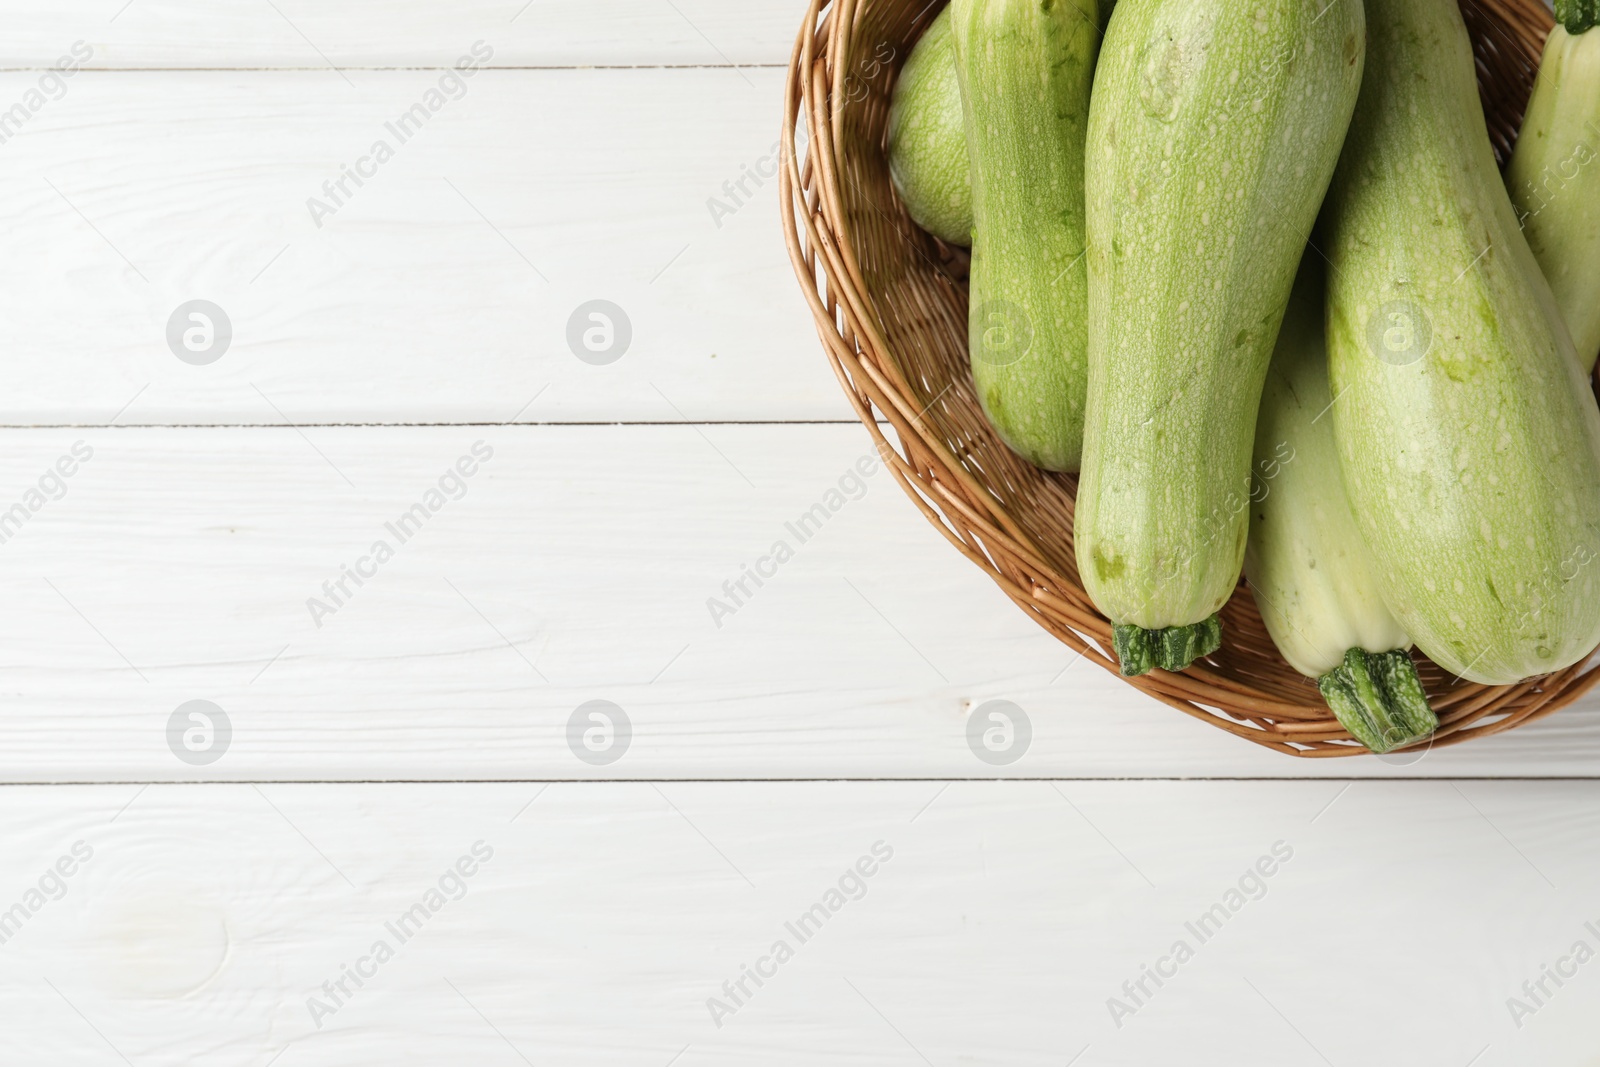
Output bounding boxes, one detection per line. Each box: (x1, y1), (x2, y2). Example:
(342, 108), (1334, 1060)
(1556, 0), (1600, 35)
(1317, 648), (1438, 754)
(1112, 615), (1222, 677)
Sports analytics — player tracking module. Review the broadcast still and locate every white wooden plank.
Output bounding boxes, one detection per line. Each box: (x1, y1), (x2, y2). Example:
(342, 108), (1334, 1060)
(0, 423), (1594, 780)
(0, 780), (1593, 1063)
(0, 68), (832, 425)
(0, 1), (797, 68)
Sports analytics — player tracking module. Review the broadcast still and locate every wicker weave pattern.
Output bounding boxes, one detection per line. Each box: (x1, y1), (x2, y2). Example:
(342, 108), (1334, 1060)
(780, 0), (1600, 755)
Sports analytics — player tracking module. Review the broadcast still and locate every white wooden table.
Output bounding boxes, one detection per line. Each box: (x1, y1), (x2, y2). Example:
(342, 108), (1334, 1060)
(0, 2), (1595, 1063)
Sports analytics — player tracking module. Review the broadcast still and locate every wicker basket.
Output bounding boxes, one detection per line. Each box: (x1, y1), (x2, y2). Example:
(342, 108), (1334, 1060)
(780, 0), (1600, 756)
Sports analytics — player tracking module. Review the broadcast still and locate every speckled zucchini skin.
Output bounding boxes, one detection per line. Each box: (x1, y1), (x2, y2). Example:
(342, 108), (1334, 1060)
(1243, 256), (1437, 752)
(1074, 0), (1365, 634)
(1245, 256), (1410, 680)
(887, 8), (971, 247)
(951, 0), (1099, 472)
(1507, 18), (1600, 371)
(1322, 0), (1600, 685)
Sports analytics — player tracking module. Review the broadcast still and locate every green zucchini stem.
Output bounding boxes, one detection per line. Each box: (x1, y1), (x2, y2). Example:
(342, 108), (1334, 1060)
(1317, 648), (1438, 754)
(1557, 0), (1600, 34)
(1112, 615), (1222, 677)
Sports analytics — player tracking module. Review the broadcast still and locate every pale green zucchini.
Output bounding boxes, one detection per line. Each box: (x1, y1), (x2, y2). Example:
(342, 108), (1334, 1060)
(1074, 0), (1365, 676)
(1243, 255), (1436, 754)
(951, 0), (1099, 472)
(887, 7), (971, 247)
(1323, 0), (1600, 685)
(1507, 0), (1600, 371)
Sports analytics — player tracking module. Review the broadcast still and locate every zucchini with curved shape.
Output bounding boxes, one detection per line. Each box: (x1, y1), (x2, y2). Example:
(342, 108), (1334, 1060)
(1507, 0), (1600, 371)
(1244, 255), (1436, 754)
(951, 0), (1099, 472)
(1323, 0), (1600, 685)
(1074, 0), (1366, 675)
(887, 7), (971, 247)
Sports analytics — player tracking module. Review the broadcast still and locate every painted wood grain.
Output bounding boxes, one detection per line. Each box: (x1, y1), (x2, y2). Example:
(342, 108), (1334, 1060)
(5, 12), (1588, 1057)
(0, 0), (798, 69)
(0, 780), (1594, 1064)
(0, 424), (1590, 781)
(0, 67), (839, 425)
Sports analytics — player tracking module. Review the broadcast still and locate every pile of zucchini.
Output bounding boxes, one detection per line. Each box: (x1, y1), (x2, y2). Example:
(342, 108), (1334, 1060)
(887, 0), (1600, 752)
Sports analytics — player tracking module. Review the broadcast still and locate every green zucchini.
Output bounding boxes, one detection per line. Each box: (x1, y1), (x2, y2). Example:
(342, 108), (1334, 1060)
(1243, 254), (1436, 753)
(951, 0), (1099, 472)
(887, 7), (971, 247)
(1074, 0), (1365, 675)
(1506, 0), (1600, 371)
(1322, 0), (1600, 685)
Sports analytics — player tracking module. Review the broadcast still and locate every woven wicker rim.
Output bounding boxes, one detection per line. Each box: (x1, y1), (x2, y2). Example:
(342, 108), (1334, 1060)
(779, 0), (1600, 756)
